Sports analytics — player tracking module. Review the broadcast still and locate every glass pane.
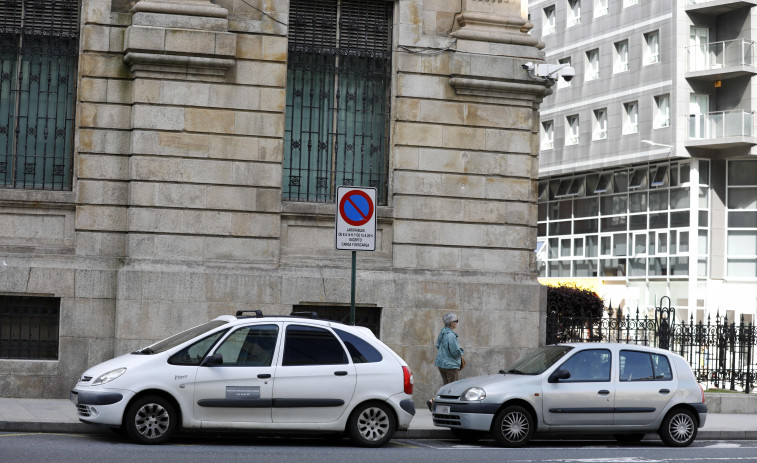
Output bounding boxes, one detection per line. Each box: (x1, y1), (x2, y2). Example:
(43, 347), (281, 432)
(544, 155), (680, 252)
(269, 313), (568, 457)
(586, 235), (598, 257)
(727, 188), (757, 209)
(601, 235), (612, 255)
(574, 259), (596, 277)
(574, 238), (584, 256)
(613, 233), (627, 256)
(602, 216), (627, 231)
(561, 238), (571, 257)
(670, 188), (690, 209)
(649, 190), (668, 211)
(699, 211), (708, 226)
(698, 230), (708, 254)
(283, 325), (348, 366)
(649, 257), (668, 276)
(658, 233), (668, 253)
(670, 256), (688, 276)
(601, 195), (628, 215)
(574, 197), (599, 217)
(630, 258), (646, 276)
(727, 259), (757, 277)
(574, 218), (598, 234)
(728, 160), (757, 185)
(670, 211), (689, 227)
(629, 214), (647, 231)
(679, 231), (689, 252)
(729, 211), (757, 228)
(600, 258), (626, 276)
(634, 234), (646, 254)
(649, 212), (668, 229)
(629, 192), (647, 212)
(728, 230), (757, 255)
(549, 238), (558, 258)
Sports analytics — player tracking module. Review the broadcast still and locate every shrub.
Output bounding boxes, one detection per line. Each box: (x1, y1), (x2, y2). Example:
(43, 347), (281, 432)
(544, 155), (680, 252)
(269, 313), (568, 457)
(546, 284), (604, 318)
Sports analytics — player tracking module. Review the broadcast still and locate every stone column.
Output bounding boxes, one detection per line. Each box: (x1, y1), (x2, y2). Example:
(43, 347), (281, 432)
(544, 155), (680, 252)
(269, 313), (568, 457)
(392, 0), (550, 400)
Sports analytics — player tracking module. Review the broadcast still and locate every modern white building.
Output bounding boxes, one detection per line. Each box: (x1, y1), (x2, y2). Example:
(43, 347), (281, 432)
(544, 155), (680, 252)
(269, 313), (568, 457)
(530, 0), (757, 324)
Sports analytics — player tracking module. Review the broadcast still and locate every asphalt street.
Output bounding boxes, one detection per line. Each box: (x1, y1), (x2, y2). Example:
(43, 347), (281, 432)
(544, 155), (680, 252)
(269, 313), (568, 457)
(1, 432), (757, 463)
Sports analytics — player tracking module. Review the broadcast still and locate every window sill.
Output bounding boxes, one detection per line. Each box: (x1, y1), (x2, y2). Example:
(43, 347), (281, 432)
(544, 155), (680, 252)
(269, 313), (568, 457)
(0, 188), (75, 209)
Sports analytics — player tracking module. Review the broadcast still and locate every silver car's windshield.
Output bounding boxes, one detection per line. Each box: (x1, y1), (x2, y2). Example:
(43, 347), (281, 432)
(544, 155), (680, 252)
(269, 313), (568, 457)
(505, 345), (573, 375)
(133, 320), (229, 355)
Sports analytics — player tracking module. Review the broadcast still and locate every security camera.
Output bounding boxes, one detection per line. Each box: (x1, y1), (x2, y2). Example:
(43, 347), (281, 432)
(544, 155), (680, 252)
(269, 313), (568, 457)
(523, 62), (577, 84)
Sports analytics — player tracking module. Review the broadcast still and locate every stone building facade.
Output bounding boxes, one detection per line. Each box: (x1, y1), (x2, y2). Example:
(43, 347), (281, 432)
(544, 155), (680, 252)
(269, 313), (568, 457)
(0, 0), (549, 402)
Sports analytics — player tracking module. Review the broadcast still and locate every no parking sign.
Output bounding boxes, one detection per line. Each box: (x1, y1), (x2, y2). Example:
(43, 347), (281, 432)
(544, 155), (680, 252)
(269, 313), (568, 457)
(335, 186), (376, 251)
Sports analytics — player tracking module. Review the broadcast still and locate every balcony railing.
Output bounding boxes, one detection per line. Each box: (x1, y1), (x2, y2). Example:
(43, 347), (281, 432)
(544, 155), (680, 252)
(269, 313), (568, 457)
(688, 110), (755, 140)
(688, 39), (754, 72)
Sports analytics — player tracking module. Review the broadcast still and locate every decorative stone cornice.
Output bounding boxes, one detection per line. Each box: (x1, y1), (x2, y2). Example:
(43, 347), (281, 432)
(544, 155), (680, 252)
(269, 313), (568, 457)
(123, 0), (236, 82)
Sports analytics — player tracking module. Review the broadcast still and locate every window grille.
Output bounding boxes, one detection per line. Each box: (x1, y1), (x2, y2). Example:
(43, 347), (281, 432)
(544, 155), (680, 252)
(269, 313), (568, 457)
(293, 304), (381, 337)
(0, 295), (60, 360)
(0, 0), (79, 190)
(284, 0), (392, 205)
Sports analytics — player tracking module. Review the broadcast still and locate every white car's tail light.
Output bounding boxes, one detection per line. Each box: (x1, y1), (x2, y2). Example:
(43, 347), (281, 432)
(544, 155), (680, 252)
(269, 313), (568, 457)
(699, 383), (705, 403)
(403, 366), (413, 394)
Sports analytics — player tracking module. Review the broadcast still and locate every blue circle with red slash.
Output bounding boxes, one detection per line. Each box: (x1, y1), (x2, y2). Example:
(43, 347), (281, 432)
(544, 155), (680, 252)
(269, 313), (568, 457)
(339, 190), (374, 227)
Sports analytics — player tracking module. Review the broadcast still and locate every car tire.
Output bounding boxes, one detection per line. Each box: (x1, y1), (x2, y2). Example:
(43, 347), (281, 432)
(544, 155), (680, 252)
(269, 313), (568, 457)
(125, 395), (178, 445)
(347, 402), (396, 447)
(614, 433), (645, 443)
(658, 408), (697, 447)
(451, 428), (485, 444)
(492, 405), (534, 448)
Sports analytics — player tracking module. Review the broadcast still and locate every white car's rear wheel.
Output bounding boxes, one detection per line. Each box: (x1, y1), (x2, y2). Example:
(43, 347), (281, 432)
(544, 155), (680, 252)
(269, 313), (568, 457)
(347, 402), (396, 447)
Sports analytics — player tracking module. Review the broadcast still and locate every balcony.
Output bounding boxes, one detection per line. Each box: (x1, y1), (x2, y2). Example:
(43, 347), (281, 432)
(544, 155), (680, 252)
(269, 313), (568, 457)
(687, 39), (756, 81)
(686, 110), (757, 149)
(686, 0), (757, 15)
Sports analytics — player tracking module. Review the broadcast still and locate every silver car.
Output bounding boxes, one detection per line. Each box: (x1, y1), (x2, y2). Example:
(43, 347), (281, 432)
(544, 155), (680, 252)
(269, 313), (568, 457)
(432, 343), (707, 447)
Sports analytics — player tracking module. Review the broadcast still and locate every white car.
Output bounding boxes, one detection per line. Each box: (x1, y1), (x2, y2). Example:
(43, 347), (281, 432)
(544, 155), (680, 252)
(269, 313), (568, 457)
(71, 312), (415, 446)
(432, 343), (707, 447)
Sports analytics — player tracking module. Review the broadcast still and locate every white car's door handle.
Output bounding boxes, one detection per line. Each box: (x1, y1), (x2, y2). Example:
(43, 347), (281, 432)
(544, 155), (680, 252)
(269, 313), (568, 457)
(598, 390), (610, 396)
(659, 388), (670, 394)
(334, 371), (348, 376)
(258, 373), (271, 379)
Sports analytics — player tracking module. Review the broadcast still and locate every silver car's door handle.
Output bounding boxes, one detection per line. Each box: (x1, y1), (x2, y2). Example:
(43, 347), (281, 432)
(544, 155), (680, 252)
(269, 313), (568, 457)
(598, 390), (610, 396)
(659, 388), (671, 394)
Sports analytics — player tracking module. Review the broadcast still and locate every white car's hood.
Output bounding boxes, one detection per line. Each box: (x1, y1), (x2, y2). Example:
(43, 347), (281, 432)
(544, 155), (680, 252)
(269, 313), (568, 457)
(436, 373), (540, 396)
(79, 352), (164, 380)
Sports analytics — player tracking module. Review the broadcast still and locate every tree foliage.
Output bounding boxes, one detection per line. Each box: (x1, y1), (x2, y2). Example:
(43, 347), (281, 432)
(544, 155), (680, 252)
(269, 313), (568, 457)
(546, 284), (605, 318)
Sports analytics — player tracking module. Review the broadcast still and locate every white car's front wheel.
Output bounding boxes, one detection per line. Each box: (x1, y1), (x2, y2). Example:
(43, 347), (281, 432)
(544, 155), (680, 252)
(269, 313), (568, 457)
(125, 395), (178, 445)
(347, 402), (396, 447)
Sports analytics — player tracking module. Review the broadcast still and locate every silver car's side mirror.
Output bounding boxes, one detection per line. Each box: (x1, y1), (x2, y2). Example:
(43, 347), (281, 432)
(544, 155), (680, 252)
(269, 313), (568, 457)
(548, 369), (571, 383)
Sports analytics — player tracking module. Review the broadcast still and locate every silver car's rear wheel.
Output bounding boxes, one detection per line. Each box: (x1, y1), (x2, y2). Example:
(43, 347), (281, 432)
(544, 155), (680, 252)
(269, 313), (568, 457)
(659, 408), (697, 447)
(492, 405), (534, 448)
(348, 402), (396, 447)
(125, 395), (177, 444)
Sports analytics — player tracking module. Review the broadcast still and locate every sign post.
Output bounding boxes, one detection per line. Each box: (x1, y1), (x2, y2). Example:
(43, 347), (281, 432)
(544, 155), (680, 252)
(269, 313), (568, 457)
(335, 186), (377, 325)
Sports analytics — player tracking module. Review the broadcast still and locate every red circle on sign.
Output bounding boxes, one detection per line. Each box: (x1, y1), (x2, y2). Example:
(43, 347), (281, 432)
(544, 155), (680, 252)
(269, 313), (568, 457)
(339, 190), (374, 226)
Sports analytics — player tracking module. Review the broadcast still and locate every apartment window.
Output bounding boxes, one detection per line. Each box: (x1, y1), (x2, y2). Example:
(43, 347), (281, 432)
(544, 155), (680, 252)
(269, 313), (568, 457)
(585, 48), (599, 81)
(541, 120), (554, 150)
(593, 108), (607, 140)
(594, 0), (608, 17)
(0, 296), (60, 360)
(614, 40), (629, 73)
(654, 94), (670, 129)
(565, 114), (580, 146)
(623, 0), (639, 7)
(644, 31), (660, 65)
(543, 5), (556, 35)
(623, 101), (638, 134)
(567, 0), (581, 28)
(284, 0), (392, 204)
(726, 160), (757, 277)
(0, 1), (79, 190)
(558, 57), (572, 88)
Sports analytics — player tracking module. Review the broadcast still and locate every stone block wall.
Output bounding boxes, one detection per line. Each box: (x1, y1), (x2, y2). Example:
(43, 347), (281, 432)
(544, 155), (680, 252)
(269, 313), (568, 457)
(0, 0), (551, 403)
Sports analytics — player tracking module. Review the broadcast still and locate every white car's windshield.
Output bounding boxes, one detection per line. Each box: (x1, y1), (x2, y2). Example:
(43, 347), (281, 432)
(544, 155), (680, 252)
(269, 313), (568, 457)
(505, 345), (573, 375)
(133, 320), (229, 354)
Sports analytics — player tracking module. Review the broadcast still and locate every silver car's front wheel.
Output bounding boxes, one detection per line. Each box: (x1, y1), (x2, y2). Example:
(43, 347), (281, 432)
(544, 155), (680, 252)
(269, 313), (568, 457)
(125, 395), (177, 444)
(659, 408), (697, 447)
(493, 405), (534, 448)
(347, 402), (396, 447)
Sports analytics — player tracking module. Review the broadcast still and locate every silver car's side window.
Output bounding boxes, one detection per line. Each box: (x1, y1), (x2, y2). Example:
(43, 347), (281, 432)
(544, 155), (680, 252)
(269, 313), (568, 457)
(558, 349), (611, 382)
(620, 350), (672, 381)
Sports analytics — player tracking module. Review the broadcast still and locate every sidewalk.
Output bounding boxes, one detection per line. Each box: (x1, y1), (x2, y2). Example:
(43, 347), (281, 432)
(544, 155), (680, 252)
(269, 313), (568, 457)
(0, 398), (756, 440)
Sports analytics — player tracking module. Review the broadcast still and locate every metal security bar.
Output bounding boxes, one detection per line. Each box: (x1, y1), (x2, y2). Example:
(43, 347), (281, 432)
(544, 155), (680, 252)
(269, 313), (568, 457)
(284, 0), (392, 205)
(0, 0), (79, 190)
(0, 295), (60, 360)
(547, 297), (757, 393)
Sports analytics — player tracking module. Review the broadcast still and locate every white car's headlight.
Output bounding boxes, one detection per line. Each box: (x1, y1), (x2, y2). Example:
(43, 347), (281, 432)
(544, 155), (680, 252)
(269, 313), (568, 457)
(92, 368), (126, 386)
(461, 387), (486, 401)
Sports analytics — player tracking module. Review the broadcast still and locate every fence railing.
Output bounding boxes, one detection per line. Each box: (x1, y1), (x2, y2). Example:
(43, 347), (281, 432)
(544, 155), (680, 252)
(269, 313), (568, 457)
(546, 297), (756, 393)
(687, 39), (754, 72)
(688, 110), (755, 140)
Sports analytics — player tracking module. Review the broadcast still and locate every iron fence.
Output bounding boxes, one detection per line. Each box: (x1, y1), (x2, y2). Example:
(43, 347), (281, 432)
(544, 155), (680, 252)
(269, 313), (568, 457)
(547, 297), (756, 393)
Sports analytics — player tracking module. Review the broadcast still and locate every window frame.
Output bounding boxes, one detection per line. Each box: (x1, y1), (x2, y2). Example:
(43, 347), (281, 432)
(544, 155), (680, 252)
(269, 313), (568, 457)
(644, 30), (660, 66)
(614, 39), (630, 74)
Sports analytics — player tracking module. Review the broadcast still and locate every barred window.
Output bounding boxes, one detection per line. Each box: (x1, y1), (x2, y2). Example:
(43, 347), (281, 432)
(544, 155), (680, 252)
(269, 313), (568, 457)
(0, 0), (79, 190)
(0, 295), (60, 360)
(284, 0), (392, 205)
